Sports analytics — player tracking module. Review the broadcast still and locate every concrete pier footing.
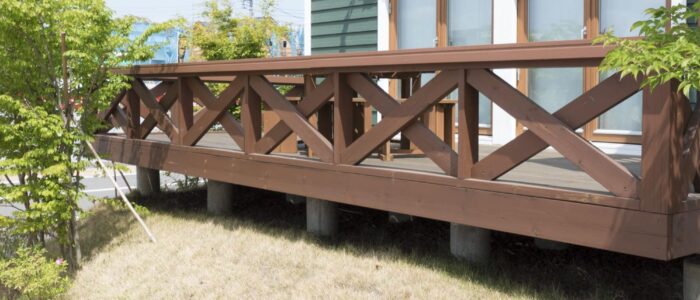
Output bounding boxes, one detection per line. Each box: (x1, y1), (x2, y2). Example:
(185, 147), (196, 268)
(306, 197), (337, 237)
(685, 255), (700, 300)
(207, 180), (235, 215)
(450, 223), (490, 264)
(136, 167), (160, 197)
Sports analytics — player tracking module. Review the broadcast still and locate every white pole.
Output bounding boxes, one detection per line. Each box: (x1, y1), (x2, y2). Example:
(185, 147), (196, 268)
(85, 141), (157, 243)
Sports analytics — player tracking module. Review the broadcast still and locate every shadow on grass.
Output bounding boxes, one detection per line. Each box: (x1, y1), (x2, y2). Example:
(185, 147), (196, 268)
(132, 185), (682, 300)
(76, 204), (136, 261)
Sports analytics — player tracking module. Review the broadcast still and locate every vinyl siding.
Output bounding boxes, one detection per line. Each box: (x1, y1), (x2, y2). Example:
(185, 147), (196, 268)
(311, 0), (378, 54)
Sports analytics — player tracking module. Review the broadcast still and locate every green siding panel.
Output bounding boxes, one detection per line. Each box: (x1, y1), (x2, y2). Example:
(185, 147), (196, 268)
(312, 18), (378, 36)
(311, 5), (377, 24)
(312, 45), (378, 54)
(311, 0), (377, 12)
(311, 0), (378, 54)
(312, 31), (377, 49)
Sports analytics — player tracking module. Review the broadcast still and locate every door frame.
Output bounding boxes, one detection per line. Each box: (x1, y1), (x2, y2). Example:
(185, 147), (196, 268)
(517, 0), (671, 144)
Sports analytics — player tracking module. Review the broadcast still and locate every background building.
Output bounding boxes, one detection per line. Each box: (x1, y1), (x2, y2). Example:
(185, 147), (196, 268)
(304, 0), (691, 155)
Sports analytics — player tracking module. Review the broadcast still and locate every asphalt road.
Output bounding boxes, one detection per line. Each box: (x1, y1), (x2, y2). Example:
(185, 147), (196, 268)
(0, 172), (191, 217)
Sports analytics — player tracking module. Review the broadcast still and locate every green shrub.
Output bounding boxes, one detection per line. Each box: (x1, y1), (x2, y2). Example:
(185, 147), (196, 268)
(0, 247), (69, 299)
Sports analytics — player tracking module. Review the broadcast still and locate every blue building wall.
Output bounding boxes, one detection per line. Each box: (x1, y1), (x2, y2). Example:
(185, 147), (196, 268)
(130, 22), (181, 65)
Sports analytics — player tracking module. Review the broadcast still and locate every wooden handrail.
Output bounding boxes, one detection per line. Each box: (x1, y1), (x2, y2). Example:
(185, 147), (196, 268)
(113, 39), (613, 76)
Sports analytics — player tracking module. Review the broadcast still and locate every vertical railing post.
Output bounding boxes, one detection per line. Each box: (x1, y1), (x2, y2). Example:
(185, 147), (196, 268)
(640, 81), (688, 213)
(458, 69), (479, 179)
(306, 75), (332, 158)
(333, 73), (353, 164)
(173, 78), (193, 145)
(124, 86), (141, 139)
(242, 75), (262, 154)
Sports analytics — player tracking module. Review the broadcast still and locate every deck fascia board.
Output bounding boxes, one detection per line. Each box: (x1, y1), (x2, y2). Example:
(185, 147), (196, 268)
(95, 134), (672, 260)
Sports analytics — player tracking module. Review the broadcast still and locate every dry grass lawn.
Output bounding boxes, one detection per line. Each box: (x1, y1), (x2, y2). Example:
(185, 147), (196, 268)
(66, 188), (682, 299)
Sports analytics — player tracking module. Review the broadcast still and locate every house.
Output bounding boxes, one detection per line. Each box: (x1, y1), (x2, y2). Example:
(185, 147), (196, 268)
(303, 0), (693, 155)
(270, 26), (305, 57)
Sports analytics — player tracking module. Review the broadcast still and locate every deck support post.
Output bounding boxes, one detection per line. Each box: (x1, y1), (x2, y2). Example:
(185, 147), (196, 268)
(534, 238), (569, 251)
(450, 223), (490, 264)
(207, 180), (235, 215)
(388, 212), (413, 224)
(685, 255), (700, 300)
(136, 167), (160, 197)
(306, 197), (337, 237)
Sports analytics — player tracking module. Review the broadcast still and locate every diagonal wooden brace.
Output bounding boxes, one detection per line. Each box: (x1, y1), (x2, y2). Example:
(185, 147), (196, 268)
(472, 71), (643, 182)
(346, 73), (458, 175)
(255, 78), (334, 154)
(183, 77), (245, 147)
(340, 70), (459, 166)
(468, 69), (639, 198)
(249, 75), (334, 163)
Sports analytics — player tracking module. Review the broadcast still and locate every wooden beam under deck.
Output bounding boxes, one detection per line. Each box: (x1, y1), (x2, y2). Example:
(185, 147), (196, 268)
(94, 134), (676, 260)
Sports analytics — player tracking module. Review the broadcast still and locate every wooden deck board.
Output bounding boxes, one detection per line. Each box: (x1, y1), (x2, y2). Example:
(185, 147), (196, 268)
(144, 132), (641, 196)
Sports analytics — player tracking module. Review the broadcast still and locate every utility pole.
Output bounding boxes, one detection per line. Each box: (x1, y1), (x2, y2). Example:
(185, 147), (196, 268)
(243, 0), (254, 17)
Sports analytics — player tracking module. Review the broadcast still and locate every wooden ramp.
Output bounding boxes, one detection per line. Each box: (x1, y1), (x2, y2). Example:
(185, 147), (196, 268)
(95, 40), (700, 261)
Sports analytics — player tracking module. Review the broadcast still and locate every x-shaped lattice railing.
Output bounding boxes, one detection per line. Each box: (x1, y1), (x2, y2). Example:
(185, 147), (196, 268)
(99, 69), (647, 198)
(467, 69), (641, 198)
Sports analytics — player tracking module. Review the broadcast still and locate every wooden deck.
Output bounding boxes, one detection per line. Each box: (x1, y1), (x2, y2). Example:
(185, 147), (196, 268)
(94, 39), (700, 261)
(145, 132), (640, 195)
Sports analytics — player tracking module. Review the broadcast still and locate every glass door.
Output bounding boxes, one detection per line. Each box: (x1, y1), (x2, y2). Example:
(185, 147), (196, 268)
(447, 0), (493, 132)
(397, 0), (437, 50)
(588, 0), (666, 143)
(525, 0), (585, 119)
(396, 0), (437, 90)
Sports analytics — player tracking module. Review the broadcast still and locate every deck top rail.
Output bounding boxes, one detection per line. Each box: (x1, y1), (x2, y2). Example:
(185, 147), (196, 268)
(115, 39), (612, 76)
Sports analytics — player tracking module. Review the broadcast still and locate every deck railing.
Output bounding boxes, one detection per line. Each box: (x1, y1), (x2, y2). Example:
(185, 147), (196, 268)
(98, 39), (698, 216)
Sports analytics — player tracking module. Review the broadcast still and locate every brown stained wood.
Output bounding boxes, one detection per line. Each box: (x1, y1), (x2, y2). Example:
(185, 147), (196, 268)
(285, 85), (305, 98)
(362, 102), (373, 138)
(112, 106), (129, 130)
(473, 72), (642, 180)
(241, 75), (262, 154)
(171, 78), (192, 144)
(131, 79), (180, 142)
(262, 108), (298, 153)
(255, 78), (334, 154)
(109, 132), (642, 208)
(124, 89), (141, 139)
(346, 73), (458, 175)
(114, 40), (613, 77)
(141, 75), (305, 86)
(680, 98), (700, 197)
(249, 75), (334, 162)
(334, 73), (354, 164)
(671, 208), (700, 258)
(140, 82), (180, 140)
(641, 82), (687, 213)
(181, 77), (245, 146)
(98, 90), (126, 122)
(468, 69), (639, 198)
(94, 134), (673, 260)
(219, 113), (245, 148)
(137, 82), (170, 120)
(458, 70), (479, 179)
(443, 104), (455, 149)
(342, 70), (459, 165)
